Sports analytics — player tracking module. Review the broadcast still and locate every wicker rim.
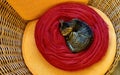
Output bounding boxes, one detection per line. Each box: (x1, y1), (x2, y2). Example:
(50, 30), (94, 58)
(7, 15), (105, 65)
(0, 0), (31, 74)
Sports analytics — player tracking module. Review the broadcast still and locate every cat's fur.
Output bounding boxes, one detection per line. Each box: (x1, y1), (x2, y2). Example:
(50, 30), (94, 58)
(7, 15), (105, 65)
(60, 19), (93, 53)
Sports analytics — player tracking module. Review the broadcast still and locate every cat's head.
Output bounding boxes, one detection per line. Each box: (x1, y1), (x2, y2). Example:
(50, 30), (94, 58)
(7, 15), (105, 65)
(59, 19), (82, 36)
(60, 20), (73, 36)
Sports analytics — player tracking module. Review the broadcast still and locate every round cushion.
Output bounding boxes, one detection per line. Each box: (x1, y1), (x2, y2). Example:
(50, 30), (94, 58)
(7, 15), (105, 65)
(34, 3), (109, 70)
(22, 6), (116, 75)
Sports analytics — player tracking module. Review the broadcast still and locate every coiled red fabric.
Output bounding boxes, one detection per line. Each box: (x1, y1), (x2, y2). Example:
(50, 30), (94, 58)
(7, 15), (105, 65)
(35, 3), (109, 71)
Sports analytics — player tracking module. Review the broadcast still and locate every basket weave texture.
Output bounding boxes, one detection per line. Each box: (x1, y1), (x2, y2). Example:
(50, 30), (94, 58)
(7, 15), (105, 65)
(0, 0), (32, 74)
(0, 0), (120, 75)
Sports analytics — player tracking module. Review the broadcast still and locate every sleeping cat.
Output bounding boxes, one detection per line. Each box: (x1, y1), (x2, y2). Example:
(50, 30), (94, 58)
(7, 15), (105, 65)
(60, 19), (93, 53)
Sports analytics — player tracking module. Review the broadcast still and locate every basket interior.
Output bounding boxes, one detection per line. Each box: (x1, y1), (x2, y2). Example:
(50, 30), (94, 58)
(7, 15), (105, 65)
(0, 0), (120, 75)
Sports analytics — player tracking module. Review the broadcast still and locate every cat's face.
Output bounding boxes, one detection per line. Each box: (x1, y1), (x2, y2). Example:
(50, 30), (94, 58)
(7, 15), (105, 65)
(59, 19), (82, 36)
(60, 22), (73, 36)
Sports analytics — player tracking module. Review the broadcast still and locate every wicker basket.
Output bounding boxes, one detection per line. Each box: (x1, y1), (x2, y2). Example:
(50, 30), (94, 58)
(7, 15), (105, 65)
(0, 0), (120, 75)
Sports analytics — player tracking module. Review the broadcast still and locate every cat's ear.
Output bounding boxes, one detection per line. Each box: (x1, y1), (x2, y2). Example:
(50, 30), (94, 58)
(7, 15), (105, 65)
(59, 20), (64, 27)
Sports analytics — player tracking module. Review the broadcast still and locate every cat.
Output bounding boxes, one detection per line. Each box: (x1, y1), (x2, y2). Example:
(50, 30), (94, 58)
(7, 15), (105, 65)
(60, 19), (93, 53)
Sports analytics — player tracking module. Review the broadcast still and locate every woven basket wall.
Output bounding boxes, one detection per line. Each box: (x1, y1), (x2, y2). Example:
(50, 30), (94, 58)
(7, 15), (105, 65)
(0, 0), (120, 75)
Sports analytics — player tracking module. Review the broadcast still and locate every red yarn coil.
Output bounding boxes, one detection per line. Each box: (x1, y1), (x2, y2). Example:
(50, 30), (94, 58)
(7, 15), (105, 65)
(35, 3), (109, 71)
